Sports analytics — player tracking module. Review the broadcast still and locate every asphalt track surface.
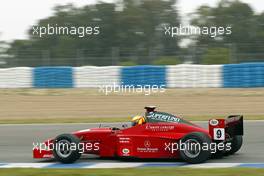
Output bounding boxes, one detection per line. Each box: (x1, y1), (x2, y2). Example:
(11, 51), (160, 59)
(0, 121), (263, 163)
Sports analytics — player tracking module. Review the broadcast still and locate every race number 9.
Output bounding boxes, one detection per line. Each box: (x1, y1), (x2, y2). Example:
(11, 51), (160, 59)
(213, 128), (225, 140)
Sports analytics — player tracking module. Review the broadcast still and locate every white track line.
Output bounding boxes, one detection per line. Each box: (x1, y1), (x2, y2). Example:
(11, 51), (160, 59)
(182, 163), (241, 168)
(83, 162), (144, 169)
(0, 162), (263, 168)
(0, 163), (51, 168)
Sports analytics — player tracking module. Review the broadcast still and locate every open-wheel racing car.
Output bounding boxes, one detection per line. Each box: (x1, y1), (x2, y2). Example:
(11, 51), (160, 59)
(33, 106), (243, 164)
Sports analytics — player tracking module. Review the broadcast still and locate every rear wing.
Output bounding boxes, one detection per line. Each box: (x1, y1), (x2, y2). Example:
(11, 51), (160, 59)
(209, 115), (243, 141)
(225, 115), (244, 136)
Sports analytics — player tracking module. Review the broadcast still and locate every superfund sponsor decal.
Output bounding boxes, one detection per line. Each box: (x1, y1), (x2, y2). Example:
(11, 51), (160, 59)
(147, 112), (181, 123)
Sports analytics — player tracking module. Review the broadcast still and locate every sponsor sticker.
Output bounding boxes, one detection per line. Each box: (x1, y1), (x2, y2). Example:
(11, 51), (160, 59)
(210, 119), (219, 126)
(119, 137), (131, 144)
(146, 125), (175, 131)
(137, 140), (158, 153)
(137, 147), (158, 153)
(147, 112), (181, 123)
(144, 140), (151, 147)
(122, 148), (130, 155)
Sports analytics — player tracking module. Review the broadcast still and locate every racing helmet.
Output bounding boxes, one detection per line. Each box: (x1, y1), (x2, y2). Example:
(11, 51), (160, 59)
(131, 115), (146, 126)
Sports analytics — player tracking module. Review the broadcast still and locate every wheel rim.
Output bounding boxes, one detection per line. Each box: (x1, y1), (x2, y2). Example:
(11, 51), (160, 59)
(183, 139), (201, 158)
(56, 139), (72, 158)
(225, 133), (232, 142)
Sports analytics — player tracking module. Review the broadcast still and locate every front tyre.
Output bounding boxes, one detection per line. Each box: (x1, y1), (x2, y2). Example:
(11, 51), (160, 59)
(53, 134), (81, 164)
(179, 132), (212, 164)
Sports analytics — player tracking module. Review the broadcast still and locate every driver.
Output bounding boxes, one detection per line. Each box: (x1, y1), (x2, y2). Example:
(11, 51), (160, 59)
(131, 115), (146, 126)
(131, 106), (156, 126)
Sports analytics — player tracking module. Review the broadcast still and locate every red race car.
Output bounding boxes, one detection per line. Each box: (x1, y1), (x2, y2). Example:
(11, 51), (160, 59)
(33, 106), (243, 164)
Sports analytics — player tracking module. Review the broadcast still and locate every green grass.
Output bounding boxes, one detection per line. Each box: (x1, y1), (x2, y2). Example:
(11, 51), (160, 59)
(0, 168), (263, 176)
(0, 115), (263, 124)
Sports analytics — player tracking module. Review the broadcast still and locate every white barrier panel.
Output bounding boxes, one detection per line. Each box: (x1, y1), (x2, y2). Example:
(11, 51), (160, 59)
(0, 67), (32, 88)
(74, 66), (121, 88)
(167, 64), (223, 88)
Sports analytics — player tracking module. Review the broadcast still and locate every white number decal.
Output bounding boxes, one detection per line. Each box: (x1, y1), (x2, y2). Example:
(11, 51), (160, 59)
(213, 128), (225, 140)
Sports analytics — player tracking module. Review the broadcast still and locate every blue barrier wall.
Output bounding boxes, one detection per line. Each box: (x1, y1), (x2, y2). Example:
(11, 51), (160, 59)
(121, 65), (166, 86)
(33, 67), (73, 88)
(223, 63), (264, 88)
(1, 63), (264, 88)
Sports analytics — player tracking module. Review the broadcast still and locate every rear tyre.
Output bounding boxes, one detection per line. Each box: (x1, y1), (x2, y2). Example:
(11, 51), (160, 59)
(225, 135), (243, 155)
(179, 132), (212, 164)
(53, 134), (81, 164)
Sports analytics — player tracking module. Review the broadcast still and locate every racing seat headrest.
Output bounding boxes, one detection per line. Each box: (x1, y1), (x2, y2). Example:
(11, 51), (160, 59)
(144, 106), (157, 112)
